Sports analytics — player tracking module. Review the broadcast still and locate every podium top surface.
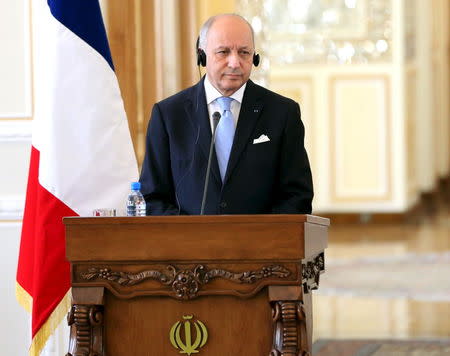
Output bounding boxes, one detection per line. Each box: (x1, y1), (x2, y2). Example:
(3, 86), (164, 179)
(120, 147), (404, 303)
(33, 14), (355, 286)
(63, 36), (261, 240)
(64, 214), (329, 226)
(64, 214), (329, 262)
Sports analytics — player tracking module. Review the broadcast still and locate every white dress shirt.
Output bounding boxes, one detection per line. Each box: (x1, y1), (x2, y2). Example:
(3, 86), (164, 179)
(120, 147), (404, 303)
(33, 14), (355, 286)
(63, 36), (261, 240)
(204, 75), (246, 133)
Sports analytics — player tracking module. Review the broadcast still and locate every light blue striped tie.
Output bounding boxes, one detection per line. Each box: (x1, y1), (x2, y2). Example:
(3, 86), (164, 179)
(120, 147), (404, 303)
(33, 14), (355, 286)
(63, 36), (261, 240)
(215, 96), (235, 181)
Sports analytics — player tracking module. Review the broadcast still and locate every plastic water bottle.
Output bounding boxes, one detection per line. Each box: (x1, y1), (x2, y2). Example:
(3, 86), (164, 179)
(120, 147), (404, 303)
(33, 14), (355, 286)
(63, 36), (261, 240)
(127, 182), (146, 216)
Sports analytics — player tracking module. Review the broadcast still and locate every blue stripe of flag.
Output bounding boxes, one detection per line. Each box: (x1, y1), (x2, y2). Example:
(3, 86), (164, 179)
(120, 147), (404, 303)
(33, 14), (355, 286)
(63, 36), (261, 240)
(47, 0), (114, 70)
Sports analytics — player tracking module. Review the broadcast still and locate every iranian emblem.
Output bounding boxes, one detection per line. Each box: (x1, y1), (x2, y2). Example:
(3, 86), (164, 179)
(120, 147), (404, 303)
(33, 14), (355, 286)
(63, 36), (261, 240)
(169, 315), (208, 355)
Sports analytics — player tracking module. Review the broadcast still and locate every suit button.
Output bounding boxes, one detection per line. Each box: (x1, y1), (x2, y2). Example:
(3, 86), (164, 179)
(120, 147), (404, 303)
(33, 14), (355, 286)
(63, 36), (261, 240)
(220, 202), (227, 208)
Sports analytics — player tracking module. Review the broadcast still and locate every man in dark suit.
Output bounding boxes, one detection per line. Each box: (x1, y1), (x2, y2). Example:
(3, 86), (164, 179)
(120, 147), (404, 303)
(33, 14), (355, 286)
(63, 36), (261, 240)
(139, 14), (313, 215)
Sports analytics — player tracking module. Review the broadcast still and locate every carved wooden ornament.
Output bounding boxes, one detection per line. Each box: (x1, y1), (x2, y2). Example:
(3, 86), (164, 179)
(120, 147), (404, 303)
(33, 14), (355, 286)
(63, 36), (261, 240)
(270, 301), (310, 356)
(66, 304), (103, 356)
(81, 264), (291, 299)
(302, 252), (325, 293)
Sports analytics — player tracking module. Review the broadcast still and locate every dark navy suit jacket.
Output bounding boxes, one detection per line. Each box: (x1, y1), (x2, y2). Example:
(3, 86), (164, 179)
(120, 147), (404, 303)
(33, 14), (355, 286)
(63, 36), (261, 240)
(139, 78), (313, 215)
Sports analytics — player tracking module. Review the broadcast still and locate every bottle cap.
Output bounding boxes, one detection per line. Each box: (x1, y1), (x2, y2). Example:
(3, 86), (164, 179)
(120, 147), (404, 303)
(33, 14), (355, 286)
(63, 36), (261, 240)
(131, 182), (141, 190)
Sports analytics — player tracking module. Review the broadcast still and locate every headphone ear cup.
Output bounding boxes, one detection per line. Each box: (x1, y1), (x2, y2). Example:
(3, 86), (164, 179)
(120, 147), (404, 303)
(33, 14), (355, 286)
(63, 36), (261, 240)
(197, 48), (207, 67)
(253, 53), (260, 67)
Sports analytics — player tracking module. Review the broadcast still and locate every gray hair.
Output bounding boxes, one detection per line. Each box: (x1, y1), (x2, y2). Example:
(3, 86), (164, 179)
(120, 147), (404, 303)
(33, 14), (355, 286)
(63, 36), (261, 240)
(198, 14), (255, 50)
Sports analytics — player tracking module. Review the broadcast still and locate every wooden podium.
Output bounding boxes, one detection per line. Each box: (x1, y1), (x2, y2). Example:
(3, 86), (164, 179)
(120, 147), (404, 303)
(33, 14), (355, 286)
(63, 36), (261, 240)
(64, 214), (329, 356)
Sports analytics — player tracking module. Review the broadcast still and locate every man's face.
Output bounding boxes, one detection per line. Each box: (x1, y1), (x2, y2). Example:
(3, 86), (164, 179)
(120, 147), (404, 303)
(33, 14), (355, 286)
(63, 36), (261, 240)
(205, 16), (254, 96)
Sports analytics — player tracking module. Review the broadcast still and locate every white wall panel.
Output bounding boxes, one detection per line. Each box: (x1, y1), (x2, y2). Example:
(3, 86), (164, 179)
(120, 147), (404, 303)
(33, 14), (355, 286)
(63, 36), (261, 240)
(270, 65), (406, 213)
(0, 121), (31, 220)
(269, 74), (324, 212)
(330, 76), (390, 202)
(269, 77), (314, 166)
(0, 0), (31, 117)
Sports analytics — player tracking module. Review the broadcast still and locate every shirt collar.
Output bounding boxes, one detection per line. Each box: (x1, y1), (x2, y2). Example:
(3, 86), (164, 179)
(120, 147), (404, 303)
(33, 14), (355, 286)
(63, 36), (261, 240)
(204, 75), (247, 105)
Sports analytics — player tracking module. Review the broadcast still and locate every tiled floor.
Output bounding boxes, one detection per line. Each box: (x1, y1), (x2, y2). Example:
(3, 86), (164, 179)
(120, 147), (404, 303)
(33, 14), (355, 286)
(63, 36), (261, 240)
(313, 201), (450, 341)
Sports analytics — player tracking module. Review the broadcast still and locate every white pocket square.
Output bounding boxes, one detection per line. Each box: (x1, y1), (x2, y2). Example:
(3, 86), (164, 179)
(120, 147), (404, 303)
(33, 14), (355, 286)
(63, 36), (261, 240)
(253, 134), (270, 144)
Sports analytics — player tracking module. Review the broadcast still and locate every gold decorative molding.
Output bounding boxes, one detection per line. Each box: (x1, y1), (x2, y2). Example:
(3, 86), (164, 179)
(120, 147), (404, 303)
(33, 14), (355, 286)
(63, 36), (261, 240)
(405, 68), (418, 200)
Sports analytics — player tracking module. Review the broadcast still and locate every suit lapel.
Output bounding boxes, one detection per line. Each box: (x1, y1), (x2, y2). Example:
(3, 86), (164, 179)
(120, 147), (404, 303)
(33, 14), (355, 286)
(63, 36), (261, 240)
(185, 78), (221, 185)
(224, 80), (264, 184)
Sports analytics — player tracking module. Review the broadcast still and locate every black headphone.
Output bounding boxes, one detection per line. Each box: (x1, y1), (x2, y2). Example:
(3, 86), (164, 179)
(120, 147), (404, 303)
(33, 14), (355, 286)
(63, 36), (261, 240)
(196, 37), (260, 67)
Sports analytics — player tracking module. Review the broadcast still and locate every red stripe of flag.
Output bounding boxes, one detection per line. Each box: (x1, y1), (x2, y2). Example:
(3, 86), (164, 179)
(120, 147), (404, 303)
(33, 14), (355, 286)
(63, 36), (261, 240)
(17, 146), (77, 336)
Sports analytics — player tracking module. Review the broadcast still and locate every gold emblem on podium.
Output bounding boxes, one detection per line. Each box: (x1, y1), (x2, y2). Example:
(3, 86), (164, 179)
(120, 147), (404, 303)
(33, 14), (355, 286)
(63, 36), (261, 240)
(169, 315), (208, 355)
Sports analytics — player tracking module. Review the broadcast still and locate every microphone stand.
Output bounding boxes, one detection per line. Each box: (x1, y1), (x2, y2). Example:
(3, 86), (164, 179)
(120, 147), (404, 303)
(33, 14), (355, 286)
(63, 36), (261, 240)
(200, 112), (221, 215)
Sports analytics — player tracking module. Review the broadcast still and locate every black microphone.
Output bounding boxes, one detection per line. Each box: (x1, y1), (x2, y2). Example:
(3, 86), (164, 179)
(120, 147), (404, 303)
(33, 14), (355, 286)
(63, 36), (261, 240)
(200, 111), (221, 215)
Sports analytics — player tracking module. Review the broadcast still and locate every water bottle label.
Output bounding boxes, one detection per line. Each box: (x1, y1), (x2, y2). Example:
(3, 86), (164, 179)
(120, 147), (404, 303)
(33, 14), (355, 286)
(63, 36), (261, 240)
(127, 205), (137, 216)
(127, 190), (146, 216)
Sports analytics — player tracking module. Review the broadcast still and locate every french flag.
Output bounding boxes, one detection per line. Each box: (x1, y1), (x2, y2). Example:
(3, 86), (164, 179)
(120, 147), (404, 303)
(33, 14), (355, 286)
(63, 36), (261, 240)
(16, 1), (138, 354)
